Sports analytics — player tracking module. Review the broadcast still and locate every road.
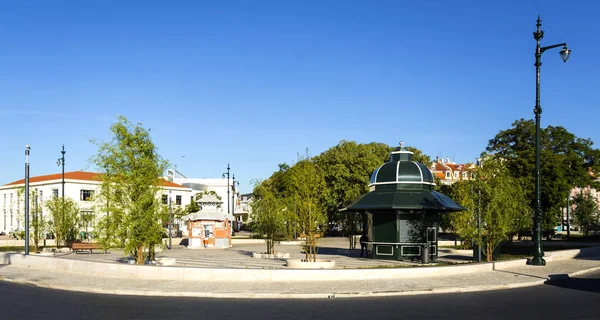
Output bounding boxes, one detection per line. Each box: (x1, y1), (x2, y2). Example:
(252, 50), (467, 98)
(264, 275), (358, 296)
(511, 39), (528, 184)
(0, 270), (598, 320)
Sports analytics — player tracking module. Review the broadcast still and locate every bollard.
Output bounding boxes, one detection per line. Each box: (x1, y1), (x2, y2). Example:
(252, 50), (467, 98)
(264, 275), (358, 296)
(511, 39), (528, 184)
(421, 244), (430, 264)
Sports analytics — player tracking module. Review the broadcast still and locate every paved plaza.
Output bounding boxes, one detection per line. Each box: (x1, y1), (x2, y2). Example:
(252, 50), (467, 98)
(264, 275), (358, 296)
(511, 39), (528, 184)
(54, 237), (472, 269)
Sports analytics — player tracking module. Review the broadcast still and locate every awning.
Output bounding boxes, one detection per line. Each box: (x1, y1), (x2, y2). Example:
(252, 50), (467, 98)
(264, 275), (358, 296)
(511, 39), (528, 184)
(340, 190), (465, 212)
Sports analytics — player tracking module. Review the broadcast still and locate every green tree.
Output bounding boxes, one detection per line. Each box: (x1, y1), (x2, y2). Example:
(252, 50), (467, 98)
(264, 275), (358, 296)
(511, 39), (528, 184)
(184, 198), (200, 214)
(487, 119), (600, 237)
(250, 180), (288, 254)
(91, 116), (169, 264)
(452, 156), (529, 261)
(30, 190), (46, 253)
(313, 141), (391, 233)
(45, 197), (80, 247)
(572, 189), (599, 236)
(289, 153), (327, 262)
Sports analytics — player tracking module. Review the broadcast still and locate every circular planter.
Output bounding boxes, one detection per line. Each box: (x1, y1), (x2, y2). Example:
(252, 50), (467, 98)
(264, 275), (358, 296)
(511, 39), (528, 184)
(252, 252), (290, 259)
(285, 259), (336, 269)
(155, 257), (177, 266)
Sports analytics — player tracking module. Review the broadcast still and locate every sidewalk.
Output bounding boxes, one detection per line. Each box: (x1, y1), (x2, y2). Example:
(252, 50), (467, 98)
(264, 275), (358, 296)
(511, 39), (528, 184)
(1, 255), (599, 299)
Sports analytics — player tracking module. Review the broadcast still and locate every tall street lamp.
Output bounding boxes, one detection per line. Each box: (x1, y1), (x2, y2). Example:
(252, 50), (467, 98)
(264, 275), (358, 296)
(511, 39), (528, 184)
(476, 157), (482, 263)
(231, 174), (240, 231)
(168, 190), (173, 250)
(531, 15), (571, 266)
(57, 145), (66, 226)
(25, 145), (31, 255)
(222, 163), (231, 214)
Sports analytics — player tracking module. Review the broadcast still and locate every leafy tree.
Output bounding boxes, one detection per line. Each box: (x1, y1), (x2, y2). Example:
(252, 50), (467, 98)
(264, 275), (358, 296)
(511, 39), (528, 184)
(45, 197), (80, 247)
(184, 198), (200, 214)
(289, 153), (327, 262)
(572, 189), (599, 236)
(487, 119), (600, 237)
(451, 156), (529, 261)
(250, 180), (288, 254)
(30, 191), (47, 253)
(91, 116), (169, 264)
(253, 163), (299, 240)
(313, 141), (391, 233)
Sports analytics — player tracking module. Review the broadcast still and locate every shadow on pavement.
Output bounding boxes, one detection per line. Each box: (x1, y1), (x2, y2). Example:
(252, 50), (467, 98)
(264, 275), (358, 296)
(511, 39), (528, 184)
(544, 274), (600, 294)
(493, 269), (548, 280)
(315, 247), (360, 257)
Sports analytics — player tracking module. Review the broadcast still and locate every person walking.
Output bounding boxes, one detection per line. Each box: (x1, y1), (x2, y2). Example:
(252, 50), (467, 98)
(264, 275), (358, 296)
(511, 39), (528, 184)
(360, 233), (369, 257)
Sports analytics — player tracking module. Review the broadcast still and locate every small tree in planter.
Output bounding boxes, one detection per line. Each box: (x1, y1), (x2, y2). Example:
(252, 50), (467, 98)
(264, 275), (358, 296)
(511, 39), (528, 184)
(250, 181), (287, 254)
(45, 197), (80, 248)
(289, 154), (327, 262)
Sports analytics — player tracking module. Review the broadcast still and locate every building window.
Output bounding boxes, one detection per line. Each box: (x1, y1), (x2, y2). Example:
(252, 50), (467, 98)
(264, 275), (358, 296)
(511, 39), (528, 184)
(52, 189), (59, 198)
(462, 172), (468, 179)
(454, 172), (459, 179)
(162, 195), (168, 205)
(176, 195), (182, 206)
(80, 190), (95, 201)
(445, 171), (451, 179)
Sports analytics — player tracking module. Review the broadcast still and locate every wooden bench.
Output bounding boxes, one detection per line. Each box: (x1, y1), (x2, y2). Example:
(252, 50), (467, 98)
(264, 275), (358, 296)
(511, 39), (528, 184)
(71, 242), (104, 254)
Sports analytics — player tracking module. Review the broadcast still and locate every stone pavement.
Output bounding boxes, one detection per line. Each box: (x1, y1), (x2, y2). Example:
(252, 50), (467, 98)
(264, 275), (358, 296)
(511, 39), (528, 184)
(1, 252), (599, 299)
(53, 237), (472, 269)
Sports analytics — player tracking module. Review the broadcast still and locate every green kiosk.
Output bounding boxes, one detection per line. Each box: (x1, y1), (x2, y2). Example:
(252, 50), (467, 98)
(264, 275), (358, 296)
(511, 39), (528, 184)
(342, 142), (464, 263)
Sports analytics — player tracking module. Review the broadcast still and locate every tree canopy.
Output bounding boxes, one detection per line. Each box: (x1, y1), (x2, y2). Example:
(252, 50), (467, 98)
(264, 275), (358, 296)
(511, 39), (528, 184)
(487, 119), (600, 234)
(91, 115), (169, 264)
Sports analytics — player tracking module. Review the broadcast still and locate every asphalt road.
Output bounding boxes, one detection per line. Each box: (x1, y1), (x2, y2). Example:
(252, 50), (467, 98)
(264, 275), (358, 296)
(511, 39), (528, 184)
(1, 270), (598, 320)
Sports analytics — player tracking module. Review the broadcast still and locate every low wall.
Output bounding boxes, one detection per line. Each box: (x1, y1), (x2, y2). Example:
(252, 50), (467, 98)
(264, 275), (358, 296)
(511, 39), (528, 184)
(0, 252), (493, 282)
(231, 239), (302, 245)
(0, 239), (57, 247)
(1, 247), (597, 282)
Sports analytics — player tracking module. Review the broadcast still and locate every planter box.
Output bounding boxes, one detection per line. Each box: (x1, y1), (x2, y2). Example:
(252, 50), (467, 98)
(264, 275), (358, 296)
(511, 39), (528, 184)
(286, 259), (335, 269)
(252, 252), (290, 259)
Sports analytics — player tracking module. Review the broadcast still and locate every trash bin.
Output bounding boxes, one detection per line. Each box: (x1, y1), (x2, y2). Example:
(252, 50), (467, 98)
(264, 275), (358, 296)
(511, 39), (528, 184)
(421, 244), (429, 264)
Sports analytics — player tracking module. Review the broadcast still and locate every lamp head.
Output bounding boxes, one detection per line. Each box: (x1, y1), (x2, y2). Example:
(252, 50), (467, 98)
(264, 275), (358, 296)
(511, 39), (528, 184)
(57, 159), (61, 166)
(560, 45), (571, 63)
(25, 144), (30, 150)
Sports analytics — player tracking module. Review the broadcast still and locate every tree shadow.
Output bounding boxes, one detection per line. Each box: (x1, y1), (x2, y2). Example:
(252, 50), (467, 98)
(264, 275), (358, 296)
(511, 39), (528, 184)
(544, 274), (600, 294)
(314, 246), (361, 257)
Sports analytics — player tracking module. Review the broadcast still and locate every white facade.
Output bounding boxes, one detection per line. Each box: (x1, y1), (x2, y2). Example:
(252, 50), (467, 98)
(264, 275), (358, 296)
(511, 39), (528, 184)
(0, 171), (192, 234)
(169, 175), (239, 223)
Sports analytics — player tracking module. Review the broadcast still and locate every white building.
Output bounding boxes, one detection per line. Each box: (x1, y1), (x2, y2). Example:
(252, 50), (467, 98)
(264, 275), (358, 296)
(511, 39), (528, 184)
(167, 169), (239, 224)
(0, 171), (192, 234)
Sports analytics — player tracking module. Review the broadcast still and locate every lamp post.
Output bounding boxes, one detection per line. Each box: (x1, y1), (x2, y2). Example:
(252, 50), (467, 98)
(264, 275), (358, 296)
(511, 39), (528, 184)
(531, 15), (571, 266)
(231, 174), (240, 231)
(222, 163), (231, 214)
(25, 145), (31, 255)
(57, 145), (66, 228)
(476, 158), (482, 263)
(168, 190), (172, 250)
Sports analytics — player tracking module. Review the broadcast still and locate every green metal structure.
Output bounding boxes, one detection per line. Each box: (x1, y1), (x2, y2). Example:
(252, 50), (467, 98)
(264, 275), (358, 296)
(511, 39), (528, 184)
(341, 142), (464, 262)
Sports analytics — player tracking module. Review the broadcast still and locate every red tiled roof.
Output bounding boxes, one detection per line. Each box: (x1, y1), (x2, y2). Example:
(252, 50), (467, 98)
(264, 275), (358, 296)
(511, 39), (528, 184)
(3, 171), (187, 188)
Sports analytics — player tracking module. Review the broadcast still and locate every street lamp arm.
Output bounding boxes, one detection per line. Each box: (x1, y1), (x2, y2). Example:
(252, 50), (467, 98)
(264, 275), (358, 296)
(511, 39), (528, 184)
(540, 43), (567, 53)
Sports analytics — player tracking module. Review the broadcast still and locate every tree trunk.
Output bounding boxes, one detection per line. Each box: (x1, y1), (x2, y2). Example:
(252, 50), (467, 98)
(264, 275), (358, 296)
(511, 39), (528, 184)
(137, 245), (144, 264)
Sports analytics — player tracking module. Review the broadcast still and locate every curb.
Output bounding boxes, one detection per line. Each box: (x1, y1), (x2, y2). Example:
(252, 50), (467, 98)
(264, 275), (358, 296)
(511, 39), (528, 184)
(0, 275), (547, 299)
(4, 265), (599, 299)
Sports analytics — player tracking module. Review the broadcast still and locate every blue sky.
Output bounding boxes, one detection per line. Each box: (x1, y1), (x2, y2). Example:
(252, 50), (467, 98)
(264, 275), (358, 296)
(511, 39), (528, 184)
(1, 0), (598, 193)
